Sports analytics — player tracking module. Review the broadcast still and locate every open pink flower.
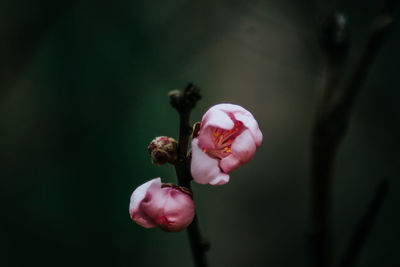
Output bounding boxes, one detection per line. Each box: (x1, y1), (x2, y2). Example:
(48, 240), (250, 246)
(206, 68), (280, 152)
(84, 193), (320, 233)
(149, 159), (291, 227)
(191, 103), (263, 185)
(129, 178), (195, 232)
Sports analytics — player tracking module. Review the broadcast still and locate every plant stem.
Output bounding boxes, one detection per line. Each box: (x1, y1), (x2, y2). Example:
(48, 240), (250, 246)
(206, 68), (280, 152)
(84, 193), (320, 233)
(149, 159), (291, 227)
(170, 84), (208, 267)
(175, 112), (191, 188)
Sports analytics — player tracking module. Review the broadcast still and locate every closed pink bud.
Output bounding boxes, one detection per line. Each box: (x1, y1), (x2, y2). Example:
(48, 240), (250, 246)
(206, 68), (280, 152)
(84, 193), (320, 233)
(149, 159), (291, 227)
(129, 178), (195, 232)
(191, 103), (263, 185)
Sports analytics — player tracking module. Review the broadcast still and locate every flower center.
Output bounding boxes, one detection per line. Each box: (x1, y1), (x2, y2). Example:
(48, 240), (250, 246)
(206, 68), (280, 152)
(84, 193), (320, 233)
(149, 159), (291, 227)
(202, 121), (243, 159)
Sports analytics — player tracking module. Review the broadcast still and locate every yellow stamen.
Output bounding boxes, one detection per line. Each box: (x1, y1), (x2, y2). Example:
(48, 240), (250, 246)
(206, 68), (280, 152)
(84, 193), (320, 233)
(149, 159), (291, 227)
(203, 148), (207, 152)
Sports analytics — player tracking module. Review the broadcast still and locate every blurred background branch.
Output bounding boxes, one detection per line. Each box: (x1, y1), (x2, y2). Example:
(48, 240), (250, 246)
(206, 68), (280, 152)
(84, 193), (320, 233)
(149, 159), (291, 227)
(311, 1), (397, 267)
(340, 179), (389, 267)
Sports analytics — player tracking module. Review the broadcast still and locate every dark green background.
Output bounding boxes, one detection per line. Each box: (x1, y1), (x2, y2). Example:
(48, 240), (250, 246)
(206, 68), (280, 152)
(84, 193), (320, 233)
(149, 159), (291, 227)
(1, 0), (399, 266)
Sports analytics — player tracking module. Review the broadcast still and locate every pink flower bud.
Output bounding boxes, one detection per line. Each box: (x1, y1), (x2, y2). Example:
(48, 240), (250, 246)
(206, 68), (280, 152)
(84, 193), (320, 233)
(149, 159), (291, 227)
(129, 178), (195, 232)
(191, 103), (263, 185)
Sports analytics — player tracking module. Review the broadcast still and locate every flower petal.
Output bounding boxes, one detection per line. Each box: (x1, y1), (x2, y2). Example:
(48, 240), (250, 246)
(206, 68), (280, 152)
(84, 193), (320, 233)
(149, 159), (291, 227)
(160, 189), (195, 232)
(201, 108), (234, 130)
(209, 173), (230, 185)
(197, 126), (218, 149)
(129, 178), (161, 228)
(231, 129), (257, 163)
(129, 178), (161, 213)
(219, 154), (241, 173)
(198, 107), (234, 149)
(191, 138), (228, 185)
(234, 113), (263, 146)
(140, 182), (170, 221)
(208, 103), (263, 146)
(208, 103), (244, 113)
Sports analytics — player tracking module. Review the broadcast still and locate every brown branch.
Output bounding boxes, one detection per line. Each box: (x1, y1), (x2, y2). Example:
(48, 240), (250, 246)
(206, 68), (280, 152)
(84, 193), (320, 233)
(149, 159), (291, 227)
(174, 111), (192, 188)
(169, 83), (209, 267)
(340, 179), (389, 267)
(311, 2), (396, 267)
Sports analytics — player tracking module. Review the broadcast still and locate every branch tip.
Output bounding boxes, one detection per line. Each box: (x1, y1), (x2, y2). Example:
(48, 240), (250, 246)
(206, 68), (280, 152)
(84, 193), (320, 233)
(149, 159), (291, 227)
(169, 83), (201, 112)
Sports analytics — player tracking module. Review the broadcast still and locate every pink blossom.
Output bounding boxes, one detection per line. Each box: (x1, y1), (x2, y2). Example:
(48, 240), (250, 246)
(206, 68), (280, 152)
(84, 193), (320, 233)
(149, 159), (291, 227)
(129, 178), (195, 232)
(191, 104), (263, 185)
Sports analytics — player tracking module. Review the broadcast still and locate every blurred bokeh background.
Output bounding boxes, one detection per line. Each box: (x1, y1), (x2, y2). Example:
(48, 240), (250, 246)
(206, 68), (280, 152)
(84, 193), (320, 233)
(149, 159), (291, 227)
(1, 0), (399, 266)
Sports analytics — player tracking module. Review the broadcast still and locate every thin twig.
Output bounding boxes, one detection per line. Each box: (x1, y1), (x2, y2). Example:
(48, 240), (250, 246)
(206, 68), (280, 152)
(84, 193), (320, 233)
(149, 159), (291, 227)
(169, 84), (208, 267)
(311, 2), (396, 267)
(340, 179), (389, 267)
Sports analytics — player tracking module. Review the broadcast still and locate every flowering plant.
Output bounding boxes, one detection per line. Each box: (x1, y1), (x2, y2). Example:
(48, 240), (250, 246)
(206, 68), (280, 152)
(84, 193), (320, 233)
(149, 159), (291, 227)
(129, 84), (262, 266)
